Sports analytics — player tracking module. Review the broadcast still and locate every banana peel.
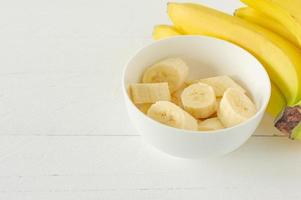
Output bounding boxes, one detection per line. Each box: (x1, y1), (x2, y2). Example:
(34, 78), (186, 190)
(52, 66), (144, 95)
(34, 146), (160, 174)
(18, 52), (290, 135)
(167, 3), (301, 105)
(234, 7), (298, 45)
(241, 0), (301, 47)
(153, 25), (182, 40)
(266, 82), (286, 118)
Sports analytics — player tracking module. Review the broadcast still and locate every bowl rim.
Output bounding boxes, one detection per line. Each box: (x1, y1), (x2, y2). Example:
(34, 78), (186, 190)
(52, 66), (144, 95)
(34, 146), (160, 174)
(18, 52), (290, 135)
(122, 35), (271, 135)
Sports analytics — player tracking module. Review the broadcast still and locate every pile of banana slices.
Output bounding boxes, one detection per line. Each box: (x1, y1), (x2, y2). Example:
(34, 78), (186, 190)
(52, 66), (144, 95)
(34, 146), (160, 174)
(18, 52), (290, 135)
(129, 58), (257, 132)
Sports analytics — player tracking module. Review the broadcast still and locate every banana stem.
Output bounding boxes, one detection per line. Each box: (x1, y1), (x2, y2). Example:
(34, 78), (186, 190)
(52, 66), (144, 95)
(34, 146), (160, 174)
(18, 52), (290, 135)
(274, 105), (301, 139)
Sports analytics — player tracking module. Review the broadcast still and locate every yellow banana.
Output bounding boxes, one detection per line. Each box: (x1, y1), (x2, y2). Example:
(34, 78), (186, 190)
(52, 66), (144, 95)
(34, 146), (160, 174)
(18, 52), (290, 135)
(269, 0), (301, 21)
(241, 0), (301, 47)
(152, 25), (182, 40)
(266, 82), (286, 117)
(234, 7), (298, 45)
(167, 3), (301, 105)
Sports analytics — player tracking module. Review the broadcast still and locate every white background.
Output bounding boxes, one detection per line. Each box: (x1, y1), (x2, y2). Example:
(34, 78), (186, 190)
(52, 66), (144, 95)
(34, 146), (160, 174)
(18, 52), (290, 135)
(0, 0), (301, 199)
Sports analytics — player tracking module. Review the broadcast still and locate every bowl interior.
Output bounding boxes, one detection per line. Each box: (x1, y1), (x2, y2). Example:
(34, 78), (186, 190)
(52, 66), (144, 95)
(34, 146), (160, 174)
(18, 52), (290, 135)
(124, 36), (270, 111)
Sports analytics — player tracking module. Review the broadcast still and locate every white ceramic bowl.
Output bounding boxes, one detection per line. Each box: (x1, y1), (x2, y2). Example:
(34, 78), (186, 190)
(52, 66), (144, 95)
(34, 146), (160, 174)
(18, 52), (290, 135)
(122, 36), (271, 159)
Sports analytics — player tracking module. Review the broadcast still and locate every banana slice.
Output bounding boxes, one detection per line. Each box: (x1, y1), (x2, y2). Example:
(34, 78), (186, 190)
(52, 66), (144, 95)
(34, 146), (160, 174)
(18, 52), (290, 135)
(186, 76), (246, 97)
(130, 82), (170, 104)
(218, 88), (257, 127)
(198, 117), (224, 131)
(136, 103), (152, 114)
(142, 58), (189, 92)
(147, 101), (198, 131)
(181, 83), (216, 118)
(171, 83), (188, 108)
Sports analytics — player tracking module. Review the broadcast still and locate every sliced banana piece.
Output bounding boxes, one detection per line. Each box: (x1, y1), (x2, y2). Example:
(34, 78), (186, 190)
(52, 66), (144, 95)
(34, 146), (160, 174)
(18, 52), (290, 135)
(187, 76), (246, 97)
(136, 103), (152, 114)
(181, 83), (216, 118)
(147, 101), (198, 131)
(218, 88), (257, 127)
(142, 58), (189, 92)
(198, 117), (224, 131)
(130, 82), (170, 104)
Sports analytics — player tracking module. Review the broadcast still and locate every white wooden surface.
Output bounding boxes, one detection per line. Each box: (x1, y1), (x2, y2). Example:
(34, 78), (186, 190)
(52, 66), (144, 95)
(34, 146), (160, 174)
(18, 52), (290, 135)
(0, 0), (300, 199)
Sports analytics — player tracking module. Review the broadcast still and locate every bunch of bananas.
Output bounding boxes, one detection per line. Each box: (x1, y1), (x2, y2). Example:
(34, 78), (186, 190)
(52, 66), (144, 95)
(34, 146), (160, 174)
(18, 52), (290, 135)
(152, 1), (301, 140)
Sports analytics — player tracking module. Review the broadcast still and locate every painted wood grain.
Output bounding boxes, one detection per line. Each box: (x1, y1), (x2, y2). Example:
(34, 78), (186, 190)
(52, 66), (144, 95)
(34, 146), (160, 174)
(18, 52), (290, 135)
(0, 136), (300, 200)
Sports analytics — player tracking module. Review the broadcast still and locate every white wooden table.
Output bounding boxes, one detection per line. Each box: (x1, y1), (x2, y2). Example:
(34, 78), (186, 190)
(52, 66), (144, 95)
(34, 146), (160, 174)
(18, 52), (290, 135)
(1, 0), (301, 199)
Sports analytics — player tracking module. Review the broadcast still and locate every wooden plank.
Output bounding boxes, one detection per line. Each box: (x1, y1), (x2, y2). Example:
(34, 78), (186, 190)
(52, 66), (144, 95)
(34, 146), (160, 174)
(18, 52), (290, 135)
(0, 136), (300, 200)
